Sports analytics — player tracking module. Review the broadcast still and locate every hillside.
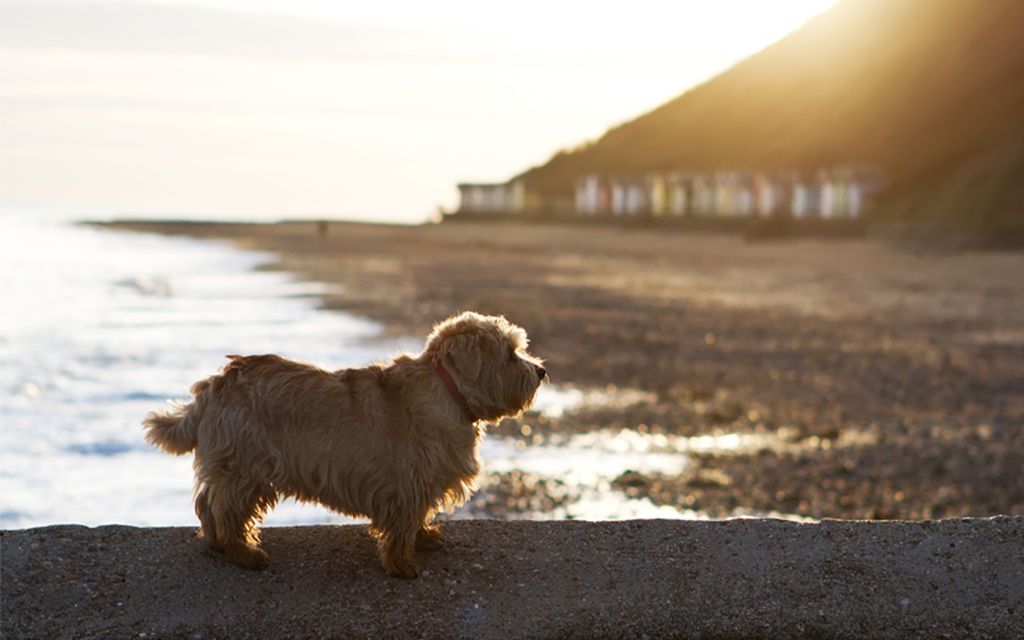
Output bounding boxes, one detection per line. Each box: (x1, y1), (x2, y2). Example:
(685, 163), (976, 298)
(516, 0), (1024, 226)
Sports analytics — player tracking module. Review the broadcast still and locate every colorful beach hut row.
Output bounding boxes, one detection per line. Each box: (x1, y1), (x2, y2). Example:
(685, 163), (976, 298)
(456, 181), (528, 214)
(575, 167), (884, 219)
(456, 166), (883, 220)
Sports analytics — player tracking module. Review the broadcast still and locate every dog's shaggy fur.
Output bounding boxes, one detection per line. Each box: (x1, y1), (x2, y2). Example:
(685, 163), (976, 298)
(144, 311), (545, 578)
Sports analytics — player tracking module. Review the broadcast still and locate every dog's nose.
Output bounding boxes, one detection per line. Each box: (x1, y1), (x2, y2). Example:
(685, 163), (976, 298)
(536, 366), (547, 379)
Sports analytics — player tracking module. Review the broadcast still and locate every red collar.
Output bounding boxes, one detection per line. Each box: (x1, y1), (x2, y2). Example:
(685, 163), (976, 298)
(434, 360), (477, 422)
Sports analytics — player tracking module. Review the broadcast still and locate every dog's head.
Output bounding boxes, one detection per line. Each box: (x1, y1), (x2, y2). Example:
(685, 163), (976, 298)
(425, 311), (546, 421)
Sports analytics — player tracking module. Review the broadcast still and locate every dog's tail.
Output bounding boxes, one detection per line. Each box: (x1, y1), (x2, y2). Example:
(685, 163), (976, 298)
(143, 379), (210, 455)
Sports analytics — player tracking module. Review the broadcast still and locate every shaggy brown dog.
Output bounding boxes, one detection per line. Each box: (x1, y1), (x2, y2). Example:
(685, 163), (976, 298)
(143, 311), (546, 578)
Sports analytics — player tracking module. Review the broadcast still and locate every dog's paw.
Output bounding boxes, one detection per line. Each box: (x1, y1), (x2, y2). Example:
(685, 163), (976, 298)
(383, 557), (419, 579)
(225, 544), (270, 570)
(197, 532), (226, 554)
(415, 528), (444, 551)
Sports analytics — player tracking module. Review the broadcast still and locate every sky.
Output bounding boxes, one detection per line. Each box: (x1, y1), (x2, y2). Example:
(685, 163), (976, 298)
(0, 0), (838, 223)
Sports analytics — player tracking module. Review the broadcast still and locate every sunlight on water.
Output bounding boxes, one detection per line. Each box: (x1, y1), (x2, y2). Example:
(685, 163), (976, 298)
(489, 385), (835, 521)
(478, 426), (814, 521)
(530, 385), (658, 419)
(529, 386), (585, 419)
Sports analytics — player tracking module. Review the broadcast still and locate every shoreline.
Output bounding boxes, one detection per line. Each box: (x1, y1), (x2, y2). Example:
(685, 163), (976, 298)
(90, 214), (1024, 251)
(97, 219), (1024, 521)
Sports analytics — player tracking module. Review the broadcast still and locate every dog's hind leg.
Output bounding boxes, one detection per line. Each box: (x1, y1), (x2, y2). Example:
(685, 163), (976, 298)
(194, 484), (224, 553)
(205, 474), (276, 570)
(372, 507), (424, 579)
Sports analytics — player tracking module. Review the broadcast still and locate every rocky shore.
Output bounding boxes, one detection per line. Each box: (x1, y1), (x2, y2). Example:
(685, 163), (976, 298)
(3, 518), (1022, 639)
(100, 220), (1024, 521)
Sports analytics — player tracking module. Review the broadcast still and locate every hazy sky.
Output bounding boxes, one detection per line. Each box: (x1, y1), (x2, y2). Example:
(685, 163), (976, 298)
(0, 0), (837, 223)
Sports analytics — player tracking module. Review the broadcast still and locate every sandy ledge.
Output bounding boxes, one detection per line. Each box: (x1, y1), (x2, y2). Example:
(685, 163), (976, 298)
(3, 518), (1022, 639)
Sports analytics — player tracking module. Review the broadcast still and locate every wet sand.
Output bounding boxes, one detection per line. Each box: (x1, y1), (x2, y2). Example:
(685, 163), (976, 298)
(104, 219), (1024, 521)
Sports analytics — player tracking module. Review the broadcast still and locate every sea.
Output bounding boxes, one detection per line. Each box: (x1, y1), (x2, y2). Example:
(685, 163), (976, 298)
(1, 207), (746, 530)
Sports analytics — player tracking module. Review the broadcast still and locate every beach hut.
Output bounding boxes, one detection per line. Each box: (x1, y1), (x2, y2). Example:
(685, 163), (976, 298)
(575, 175), (601, 216)
(610, 179), (626, 215)
(667, 173), (692, 216)
(832, 168), (848, 218)
(818, 169), (836, 219)
(715, 172), (747, 217)
(753, 172), (777, 217)
(735, 172), (755, 217)
(791, 176), (809, 219)
(597, 177), (611, 215)
(625, 178), (648, 215)
(456, 181), (525, 213)
(457, 183), (486, 212)
(692, 174), (714, 216)
(608, 176), (649, 216)
(648, 174), (668, 217)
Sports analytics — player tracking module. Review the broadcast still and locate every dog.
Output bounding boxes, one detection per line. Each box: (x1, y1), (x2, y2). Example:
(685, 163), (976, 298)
(143, 311), (546, 578)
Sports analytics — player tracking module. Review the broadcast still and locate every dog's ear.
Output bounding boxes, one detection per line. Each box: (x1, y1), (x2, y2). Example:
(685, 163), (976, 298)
(446, 333), (482, 380)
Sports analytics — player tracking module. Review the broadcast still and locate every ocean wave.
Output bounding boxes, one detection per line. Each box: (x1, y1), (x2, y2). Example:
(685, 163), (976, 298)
(1, 213), (396, 527)
(66, 440), (140, 457)
(113, 276), (175, 297)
